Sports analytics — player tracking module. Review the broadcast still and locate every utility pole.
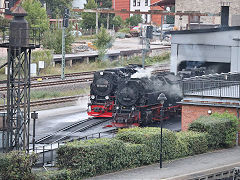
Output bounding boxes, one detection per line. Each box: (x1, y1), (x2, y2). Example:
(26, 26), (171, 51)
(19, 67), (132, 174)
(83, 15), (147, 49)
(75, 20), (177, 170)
(62, 8), (69, 80)
(96, 11), (99, 34)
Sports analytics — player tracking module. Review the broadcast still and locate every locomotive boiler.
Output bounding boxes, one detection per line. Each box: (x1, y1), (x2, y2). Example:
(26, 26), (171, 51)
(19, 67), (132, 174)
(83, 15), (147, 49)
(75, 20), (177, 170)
(113, 72), (183, 127)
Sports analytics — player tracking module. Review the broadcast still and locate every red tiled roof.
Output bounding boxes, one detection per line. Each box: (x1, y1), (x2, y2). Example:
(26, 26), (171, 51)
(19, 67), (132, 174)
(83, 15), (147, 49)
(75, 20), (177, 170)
(151, 0), (175, 6)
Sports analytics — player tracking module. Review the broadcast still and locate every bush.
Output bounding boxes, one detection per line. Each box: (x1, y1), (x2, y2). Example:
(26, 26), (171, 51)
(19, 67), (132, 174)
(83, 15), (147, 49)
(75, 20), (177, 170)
(0, 151), (37, 180)
(177, 131), (208, 156)
(116, 127), (186, 162)
(189, 112), (239, 148)
(32, 50), (53, 68)
(36, 169), (72, 180)
(57, 138), (148, 179)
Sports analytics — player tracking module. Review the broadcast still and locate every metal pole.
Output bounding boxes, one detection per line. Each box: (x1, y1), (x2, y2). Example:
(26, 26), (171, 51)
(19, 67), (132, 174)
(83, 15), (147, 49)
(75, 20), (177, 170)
(160, 108), (163, 168)
(142, 37), (145, 69)
(32, 114), (36, 151)
(160, 15), (163, 41)
(96, 12), (99, 34)
(107, 13), (109, 30)
(61, 26), (66, 80)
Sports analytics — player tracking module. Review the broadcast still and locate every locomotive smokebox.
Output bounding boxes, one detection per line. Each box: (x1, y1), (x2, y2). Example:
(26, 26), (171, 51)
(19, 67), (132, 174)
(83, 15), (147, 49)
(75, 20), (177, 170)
(10, 6), (29, 47)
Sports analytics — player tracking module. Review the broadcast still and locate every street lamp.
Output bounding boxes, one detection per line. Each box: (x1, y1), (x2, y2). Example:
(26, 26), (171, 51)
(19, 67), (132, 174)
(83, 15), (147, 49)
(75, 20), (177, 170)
(157, 93), (167, 169)
(31, 111), (38, 152)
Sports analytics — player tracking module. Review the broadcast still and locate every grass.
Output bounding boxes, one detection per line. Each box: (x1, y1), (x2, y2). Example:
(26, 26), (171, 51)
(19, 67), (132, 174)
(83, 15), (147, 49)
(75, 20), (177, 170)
(30, 88), (90, 101)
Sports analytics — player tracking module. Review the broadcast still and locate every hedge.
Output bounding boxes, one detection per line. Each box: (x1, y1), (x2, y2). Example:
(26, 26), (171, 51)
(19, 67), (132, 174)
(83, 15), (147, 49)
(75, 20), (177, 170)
(177, 131), (208, 156)
(57, 138), (148, 179)
(0, 151), (37, 180)
(189, 112), (239, 148)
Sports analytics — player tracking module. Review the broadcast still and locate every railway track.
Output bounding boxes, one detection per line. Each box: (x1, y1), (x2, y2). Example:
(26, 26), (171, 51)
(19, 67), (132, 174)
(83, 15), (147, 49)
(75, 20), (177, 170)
(35, 118), (110, 144)
(0, 65), (170, 92)
(0, 95), (83, 111)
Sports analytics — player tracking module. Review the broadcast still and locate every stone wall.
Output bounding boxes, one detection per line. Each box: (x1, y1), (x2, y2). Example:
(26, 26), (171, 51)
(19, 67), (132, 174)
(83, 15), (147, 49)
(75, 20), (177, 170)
(175, 0), (240, 29)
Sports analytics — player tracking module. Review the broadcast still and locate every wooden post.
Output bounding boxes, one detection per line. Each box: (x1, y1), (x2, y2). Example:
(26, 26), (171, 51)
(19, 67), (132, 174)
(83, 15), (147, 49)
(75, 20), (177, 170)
(96, 12), (99, 34)
(107, 13), (109, 29)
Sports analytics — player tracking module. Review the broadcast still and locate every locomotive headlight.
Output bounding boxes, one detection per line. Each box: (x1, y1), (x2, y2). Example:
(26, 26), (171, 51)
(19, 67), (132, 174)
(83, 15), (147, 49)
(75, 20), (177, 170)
(116, 106), (119, 110)
(105, 96), (109, 100)
(90, 95), (95, 99)
(131, 107), (135, 111)
(100, 72), (104, 76)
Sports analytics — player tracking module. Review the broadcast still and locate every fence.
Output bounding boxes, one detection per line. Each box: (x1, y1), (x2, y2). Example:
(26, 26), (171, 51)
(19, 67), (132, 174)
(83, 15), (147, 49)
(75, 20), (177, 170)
(33, 130), (116, 167)
(182, 72), (240, 99)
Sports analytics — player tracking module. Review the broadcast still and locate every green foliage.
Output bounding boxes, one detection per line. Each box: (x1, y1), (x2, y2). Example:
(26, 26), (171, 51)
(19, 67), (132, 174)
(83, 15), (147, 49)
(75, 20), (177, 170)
(0, 16), (10, 27)
(189, 112), (239, 148)
(0, 151), (37, 180)
(32, 50), (53, 68)
(42, 28), (74, 54)
(118, 28), (130, 33)
(145, 53), (170, 65)
(57, 138), (148, 179)
(45, 0), (73, 18)
(36, 169), (72, 180)
(22, 0), (49, 32)
(125, 14), (143, 26)
(93, 26), (113, 60)
(177, 131), (209, 156)
(113, 16), (124, 29)
(81, 0), (97, 29)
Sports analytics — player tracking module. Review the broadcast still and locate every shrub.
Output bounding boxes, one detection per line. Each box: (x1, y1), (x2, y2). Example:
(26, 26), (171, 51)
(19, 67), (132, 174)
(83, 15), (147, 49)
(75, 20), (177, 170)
(36, 169), (72, 180)
(177, 131), (208, 156)
(57, 138), (148, 179)
(189, 112), (239, 148)
(32, 50), (53, 68)
(116, 127), (186, 162)
(0, 151), (37, 180)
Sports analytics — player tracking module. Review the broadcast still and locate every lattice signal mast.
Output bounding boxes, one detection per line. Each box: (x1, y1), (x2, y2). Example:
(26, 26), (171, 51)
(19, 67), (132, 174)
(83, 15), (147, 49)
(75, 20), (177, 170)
(0, 6), (40, 152)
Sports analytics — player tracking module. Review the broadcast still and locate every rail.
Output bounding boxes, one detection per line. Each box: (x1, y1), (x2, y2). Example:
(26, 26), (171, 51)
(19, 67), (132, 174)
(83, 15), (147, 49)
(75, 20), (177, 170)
(182, 72), (240, 99)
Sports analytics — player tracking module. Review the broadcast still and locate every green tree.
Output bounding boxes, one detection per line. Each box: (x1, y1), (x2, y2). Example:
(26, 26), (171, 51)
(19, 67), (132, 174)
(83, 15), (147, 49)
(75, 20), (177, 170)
(22, 0), (49, 32)
(81, 0), (97, 29)
(113, 16), (124, 29)
(96, 0), (114, 28)
(93, 26), (113, 60)
(125, 14), (143, 26)
(42, 28), (74, 54)
(44, 0), (73, 18)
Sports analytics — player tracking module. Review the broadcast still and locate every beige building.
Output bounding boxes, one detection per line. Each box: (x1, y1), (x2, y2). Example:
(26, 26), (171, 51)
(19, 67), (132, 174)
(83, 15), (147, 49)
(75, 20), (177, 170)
(174, 0), (240, 29)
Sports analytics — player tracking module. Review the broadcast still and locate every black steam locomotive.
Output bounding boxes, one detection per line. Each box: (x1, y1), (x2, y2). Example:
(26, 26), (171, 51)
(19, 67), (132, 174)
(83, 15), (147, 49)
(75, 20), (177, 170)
(88, 65), (141, 117)
(113, 72), (183, 127)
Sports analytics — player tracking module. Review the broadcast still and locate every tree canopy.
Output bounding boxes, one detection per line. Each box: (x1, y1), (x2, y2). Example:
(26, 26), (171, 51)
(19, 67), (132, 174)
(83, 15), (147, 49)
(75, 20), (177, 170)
(81, 0), (97, 29)
(22, 0), (49, 32)
(44, 0), (73, 18)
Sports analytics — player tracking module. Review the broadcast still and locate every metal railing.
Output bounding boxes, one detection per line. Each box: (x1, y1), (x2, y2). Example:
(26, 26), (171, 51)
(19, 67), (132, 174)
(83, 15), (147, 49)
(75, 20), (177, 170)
(32, 130), (116, 167)
(182, 72), (240, 99)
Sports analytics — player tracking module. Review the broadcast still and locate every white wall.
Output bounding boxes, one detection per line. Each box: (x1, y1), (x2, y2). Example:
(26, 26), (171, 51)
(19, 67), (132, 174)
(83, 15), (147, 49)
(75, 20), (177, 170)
(130, 0), (151, 23)
(72, 0), (86, 9)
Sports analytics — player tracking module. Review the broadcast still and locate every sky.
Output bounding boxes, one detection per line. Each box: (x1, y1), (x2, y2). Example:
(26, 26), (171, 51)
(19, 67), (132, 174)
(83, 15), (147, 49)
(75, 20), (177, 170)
(72, 0), (87, 9)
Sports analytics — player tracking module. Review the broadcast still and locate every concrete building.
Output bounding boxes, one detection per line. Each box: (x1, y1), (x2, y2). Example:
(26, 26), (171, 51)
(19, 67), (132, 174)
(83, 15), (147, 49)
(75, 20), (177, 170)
(170, 27), (240, 74)
(175, 0), (240, 29)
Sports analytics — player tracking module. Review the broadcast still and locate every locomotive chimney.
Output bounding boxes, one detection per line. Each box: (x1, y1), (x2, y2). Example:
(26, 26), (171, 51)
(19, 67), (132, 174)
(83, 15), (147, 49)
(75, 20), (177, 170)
(10, 6), (29, 47)
(221, 2), (230, 27)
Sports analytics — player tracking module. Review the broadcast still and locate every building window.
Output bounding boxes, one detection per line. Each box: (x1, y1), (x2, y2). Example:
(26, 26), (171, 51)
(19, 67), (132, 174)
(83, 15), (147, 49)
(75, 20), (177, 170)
(137, 0), (140, 6)
(145, 0), (148, 6)
(190, 16), (200, 23)
(133, 0), (136, 6)
(5, 0), (9, 9)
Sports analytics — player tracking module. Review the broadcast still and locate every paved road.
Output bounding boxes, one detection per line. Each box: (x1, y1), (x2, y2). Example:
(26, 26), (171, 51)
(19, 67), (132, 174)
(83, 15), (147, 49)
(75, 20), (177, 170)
(87, 146), (240, 180)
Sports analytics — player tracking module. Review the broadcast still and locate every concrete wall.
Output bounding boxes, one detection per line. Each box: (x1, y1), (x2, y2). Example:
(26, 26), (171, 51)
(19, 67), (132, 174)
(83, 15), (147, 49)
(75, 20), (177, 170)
(181, 104), (240, 144)
(175, 0), (240, 29)
(170, 29), (240, 74)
